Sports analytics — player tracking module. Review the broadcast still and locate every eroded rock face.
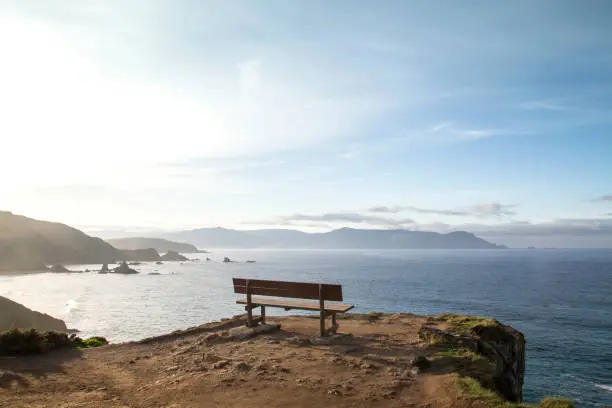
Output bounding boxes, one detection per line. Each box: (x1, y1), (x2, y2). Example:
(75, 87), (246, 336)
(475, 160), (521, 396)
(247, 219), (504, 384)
(161, 251), (188, 262)
(472, 324), (525, 402)
(419, 317), (526, 403)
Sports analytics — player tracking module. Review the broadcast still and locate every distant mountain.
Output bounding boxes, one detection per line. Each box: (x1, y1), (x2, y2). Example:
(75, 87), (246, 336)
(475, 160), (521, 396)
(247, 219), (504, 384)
(121, 248), (162, 262)
(0, 211), (122, 271)
(107, 237), (202, 253)
(162, 227), (506, 249)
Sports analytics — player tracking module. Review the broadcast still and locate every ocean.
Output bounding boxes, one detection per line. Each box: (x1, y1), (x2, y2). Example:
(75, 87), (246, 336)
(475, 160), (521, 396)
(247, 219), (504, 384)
(1, 249), (611, 406)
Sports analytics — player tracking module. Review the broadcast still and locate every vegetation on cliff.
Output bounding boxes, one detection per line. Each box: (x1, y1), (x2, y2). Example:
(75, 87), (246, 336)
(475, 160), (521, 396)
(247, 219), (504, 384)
(0, 328), (107, 356)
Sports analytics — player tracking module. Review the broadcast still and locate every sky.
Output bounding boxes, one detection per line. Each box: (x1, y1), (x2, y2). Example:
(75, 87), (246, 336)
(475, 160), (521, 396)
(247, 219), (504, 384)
(1, 0), (612, 247)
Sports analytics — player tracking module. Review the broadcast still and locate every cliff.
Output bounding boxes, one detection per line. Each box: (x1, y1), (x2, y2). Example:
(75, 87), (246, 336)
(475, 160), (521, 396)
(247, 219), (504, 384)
(0, 296), (68, 332)
(0, 211), (122, 271)
(107, 237), (203, 253)
(0, 313), (572, 407)
(418, 314), (526, 403)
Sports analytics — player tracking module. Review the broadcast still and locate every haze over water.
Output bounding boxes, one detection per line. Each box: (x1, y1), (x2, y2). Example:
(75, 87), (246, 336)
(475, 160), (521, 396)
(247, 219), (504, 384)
(1, 249), (611, 406)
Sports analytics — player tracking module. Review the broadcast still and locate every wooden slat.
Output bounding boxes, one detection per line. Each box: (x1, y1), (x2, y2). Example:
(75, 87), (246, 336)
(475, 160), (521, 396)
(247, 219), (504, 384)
(236, 296), (354, 313)
(233, 278), (343, 301)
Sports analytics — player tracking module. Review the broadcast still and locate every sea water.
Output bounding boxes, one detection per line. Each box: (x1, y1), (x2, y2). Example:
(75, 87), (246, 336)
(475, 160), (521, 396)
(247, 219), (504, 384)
(1, 249), (611, 406)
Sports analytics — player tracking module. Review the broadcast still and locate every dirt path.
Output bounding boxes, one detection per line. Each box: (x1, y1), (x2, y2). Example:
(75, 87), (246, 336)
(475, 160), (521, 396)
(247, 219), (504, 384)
(0, 314), (477, 408)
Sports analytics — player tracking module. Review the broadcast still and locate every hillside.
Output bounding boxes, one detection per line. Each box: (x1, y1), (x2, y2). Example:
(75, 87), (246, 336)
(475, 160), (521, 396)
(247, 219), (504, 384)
(0, 313), (569, 408)
(0, 211), (122, 271)
(0, 296), (68, 332)
(106, 237), (201, 253)
(163, 227), (506, 249)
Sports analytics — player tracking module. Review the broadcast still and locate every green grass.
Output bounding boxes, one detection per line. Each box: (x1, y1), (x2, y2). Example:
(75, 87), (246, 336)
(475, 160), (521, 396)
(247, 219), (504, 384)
(74, 336), (108, 349)
(435, 347), (481, 361)
(456, 377), (575, 408)
(436, 314), (503, 334)
(456, 376), (533, 407)
(538, 397), (575, 408)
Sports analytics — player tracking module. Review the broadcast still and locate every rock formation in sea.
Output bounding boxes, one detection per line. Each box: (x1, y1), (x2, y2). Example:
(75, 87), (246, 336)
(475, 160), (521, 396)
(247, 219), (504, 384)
(160, 251), (188, 262)
(48, 264), (72, 273)
(112, 261), (139, 274)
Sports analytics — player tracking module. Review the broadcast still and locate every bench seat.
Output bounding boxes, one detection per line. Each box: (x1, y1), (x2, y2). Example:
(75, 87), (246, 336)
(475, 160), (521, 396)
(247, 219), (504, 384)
(236, 296), (354, 313)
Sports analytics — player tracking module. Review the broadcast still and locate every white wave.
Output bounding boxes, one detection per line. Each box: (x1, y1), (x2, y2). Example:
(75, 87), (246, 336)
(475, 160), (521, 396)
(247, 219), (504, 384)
(64, 299), (79, 314)
(595, 383), (612, 392)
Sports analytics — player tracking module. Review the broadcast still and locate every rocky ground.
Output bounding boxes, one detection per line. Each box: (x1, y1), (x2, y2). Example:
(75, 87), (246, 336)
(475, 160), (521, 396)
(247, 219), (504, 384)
(0, 313), (529, 408)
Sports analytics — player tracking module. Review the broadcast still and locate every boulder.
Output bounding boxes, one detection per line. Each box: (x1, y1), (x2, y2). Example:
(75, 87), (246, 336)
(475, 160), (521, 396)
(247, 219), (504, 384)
(223, 257), (233, 263)
(99, 263), (109, 274)
(112, 261), (139, 274)
(161, 251), (188, 262)
(49, 264), (71, 273)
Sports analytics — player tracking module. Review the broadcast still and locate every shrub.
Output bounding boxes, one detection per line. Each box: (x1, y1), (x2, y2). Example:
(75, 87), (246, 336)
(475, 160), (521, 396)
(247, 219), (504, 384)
(0, 329), (107, 356)
(74, 336), (108, 349)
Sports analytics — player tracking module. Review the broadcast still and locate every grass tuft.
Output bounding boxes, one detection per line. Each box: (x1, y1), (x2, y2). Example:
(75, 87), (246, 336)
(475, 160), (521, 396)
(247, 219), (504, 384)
(436, 314), (503, 334)
(74, 336), (108, 349)
(538, 397), (575, 408)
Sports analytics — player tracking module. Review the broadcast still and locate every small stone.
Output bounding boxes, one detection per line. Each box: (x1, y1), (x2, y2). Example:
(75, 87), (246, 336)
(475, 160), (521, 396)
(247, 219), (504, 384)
(235, 362), (251, 372)
(213, 360), (230, 369)
(287, 336), (311, 347)
(164, 365), (180, 372)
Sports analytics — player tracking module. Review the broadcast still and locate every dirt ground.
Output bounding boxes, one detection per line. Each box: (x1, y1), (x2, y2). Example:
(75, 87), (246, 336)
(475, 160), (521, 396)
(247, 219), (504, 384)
(0, 314), (484, 408)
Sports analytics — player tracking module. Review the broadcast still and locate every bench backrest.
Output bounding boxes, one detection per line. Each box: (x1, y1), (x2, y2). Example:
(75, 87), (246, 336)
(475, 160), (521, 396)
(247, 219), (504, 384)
(233, 278), (343, 301)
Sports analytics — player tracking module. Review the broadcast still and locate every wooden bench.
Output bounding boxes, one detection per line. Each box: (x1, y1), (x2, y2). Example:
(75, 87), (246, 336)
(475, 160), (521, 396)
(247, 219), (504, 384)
(233, 278), (354, 337)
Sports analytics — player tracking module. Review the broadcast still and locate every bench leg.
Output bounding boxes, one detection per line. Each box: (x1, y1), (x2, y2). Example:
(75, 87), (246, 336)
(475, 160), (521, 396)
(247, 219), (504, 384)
(320, 308), (325, 337)
(246, 280), (254, 327)
(246, 304), (253, 327)
(332, 312), (337, 327)
(261, 305), (266, 324)
(318, 283), (325, 336)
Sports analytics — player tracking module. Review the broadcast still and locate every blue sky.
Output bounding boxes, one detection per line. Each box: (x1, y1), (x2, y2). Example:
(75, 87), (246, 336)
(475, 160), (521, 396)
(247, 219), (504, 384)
(1, 1), (611, 247)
